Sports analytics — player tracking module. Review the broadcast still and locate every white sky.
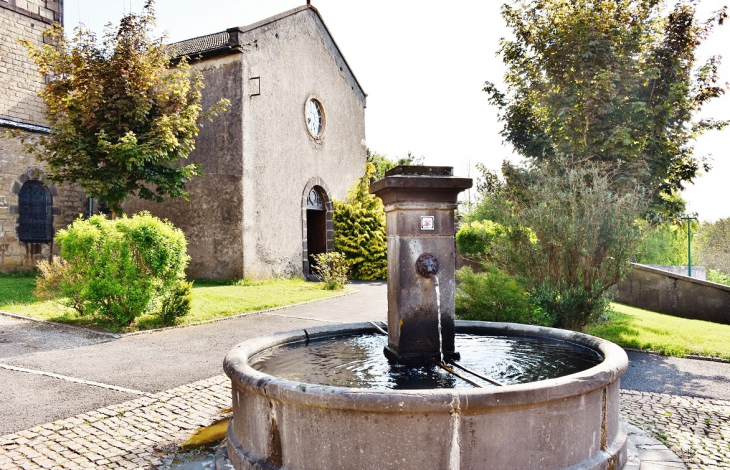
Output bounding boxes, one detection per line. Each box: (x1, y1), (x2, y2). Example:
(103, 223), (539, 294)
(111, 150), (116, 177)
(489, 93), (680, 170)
(63, 0), (730, 221)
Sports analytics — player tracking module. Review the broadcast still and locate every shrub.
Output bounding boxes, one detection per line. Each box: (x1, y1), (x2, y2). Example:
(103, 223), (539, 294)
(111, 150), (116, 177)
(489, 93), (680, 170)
(456, 220), (506, 258)
(312, 252), (349, 290)
(531, 282), (610, 330)
(333, 163), (387, 280)
(159, 280), (194, 324)
(34, 256), (85, 315)
(37, 212), (191, 327)
(455, 266), (549, 325)
(466, 159), (646, 330)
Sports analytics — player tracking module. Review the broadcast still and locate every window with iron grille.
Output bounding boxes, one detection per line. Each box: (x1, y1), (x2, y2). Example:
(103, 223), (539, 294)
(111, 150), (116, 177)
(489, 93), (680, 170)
(18, 180), (54, 243)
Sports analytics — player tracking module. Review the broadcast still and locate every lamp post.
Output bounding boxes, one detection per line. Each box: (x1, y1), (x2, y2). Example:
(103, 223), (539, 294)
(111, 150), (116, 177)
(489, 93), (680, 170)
(680, 213), (698, 278)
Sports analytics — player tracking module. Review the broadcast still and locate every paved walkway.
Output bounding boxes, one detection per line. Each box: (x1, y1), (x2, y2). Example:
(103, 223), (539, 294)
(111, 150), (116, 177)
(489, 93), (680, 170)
(1, 281), (729, 469)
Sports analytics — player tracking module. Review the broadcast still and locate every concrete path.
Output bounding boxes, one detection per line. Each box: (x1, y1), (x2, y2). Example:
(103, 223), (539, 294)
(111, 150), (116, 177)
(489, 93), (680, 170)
(1, 280), (728, 469)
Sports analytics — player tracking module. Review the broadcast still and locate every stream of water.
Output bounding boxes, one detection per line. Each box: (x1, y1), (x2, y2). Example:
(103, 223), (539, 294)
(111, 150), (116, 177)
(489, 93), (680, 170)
(432, 274), (443, 362)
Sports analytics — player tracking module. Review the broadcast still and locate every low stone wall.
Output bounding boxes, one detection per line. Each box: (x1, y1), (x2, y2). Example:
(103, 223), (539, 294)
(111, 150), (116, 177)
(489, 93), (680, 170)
(613, 263), (730, 324)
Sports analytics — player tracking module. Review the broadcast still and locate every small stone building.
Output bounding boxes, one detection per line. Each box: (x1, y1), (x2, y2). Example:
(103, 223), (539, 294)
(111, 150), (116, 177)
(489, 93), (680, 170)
(125, 5), (367, 279)
(0, 0), (88, 272)
(1, 3), (367, 278)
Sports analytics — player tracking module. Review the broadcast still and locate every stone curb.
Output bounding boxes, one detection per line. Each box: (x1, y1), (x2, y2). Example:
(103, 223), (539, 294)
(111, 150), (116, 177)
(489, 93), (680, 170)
(0, 288), (355, 339)
(623, 347), (729, 364)
(0, 311), (120, 339)
(624, 423), (687, 470)
(120, 288), (356, 337)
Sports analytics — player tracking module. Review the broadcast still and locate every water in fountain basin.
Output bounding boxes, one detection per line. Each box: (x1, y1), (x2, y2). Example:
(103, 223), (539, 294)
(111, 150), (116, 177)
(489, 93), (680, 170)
(250, 333), (602, 390)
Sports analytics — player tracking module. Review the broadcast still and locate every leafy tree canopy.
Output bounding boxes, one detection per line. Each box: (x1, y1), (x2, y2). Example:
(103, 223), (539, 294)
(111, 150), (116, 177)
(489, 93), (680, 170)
(696, 217), (730, 274)
(485, 0), (728, 217)
(22, 0), (228, 214)
(366, 148), (424, 183)
(469, 158), (647, 329)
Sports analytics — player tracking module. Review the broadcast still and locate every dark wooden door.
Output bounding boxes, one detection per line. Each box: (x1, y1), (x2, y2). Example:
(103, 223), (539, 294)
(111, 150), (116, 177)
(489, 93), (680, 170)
(307, 209), (327, 274)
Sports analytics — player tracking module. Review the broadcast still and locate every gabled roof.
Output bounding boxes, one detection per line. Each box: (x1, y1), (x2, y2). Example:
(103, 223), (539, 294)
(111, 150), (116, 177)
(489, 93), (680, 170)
(169, 31), (233, 58)
(168, 5), (366, 101)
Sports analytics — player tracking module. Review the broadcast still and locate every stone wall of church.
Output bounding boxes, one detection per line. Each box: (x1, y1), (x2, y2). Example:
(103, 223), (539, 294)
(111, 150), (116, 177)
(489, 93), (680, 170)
(123, 54), (245, 279)
(0, 132), (87, 272)
(124, 7), (366, 280)
(1, 0), (88, 272)
(0, 0), (62, 126)
(240, 7), (367, 279)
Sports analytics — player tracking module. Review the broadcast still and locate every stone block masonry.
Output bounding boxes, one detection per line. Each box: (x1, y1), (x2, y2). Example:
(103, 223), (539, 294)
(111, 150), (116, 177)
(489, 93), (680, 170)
(1, 1), (88, 272)
(0, 1), (61, 127)
(0, 130), (87, 272)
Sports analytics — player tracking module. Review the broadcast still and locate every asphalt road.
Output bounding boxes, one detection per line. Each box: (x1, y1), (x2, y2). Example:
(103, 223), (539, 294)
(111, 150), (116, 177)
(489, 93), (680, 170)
(2, 280), (729, 436)
(0, 282), (387, 435)
(622, 349), (730, 401)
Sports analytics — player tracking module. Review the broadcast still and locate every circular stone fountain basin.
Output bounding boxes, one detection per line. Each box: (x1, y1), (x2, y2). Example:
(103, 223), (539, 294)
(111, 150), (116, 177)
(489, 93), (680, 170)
(223, 321), (629, 470)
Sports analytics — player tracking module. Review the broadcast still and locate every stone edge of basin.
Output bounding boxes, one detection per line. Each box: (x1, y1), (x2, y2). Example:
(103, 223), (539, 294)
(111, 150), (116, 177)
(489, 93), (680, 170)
(223, 320), (629, 413)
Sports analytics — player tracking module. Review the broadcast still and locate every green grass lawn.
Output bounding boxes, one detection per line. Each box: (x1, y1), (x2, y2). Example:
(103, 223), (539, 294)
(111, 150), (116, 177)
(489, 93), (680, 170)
(586, 303), (730, 362)
(0, 273), (348, 333)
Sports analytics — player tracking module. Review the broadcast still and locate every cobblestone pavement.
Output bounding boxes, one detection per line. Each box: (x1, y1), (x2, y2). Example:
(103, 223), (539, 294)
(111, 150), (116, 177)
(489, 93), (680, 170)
(0, 375), (231, 469)
(621, 389), (730, 469)
(2, 375), (728, 469)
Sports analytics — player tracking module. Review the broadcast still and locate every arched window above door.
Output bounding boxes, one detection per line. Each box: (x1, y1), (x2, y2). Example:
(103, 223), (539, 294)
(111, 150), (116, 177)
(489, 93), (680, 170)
(306, 188), (325, 210)
(17, 180), (54, 243)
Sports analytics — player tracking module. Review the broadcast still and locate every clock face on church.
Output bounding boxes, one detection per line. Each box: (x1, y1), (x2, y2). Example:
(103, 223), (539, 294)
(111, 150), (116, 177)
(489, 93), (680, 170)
(305, 98), (324, 137)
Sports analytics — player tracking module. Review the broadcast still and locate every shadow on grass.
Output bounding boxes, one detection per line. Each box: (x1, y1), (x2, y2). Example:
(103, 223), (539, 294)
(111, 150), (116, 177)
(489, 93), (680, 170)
(190, 278), (265, 288)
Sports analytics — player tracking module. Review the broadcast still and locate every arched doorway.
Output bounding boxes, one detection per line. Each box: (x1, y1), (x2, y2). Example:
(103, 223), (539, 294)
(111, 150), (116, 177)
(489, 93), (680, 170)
(17, 180), (54, 243)
(306, 187), (326, 273)
(301, 178), (333, 277)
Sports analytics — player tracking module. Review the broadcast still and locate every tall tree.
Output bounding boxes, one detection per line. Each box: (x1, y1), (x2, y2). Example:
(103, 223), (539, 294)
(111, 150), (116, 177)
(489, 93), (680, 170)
(22, 0), (228, 214)
(485, 0), (727, 216)
(366, 148), (424, 183)
(696, 218), (730, 274)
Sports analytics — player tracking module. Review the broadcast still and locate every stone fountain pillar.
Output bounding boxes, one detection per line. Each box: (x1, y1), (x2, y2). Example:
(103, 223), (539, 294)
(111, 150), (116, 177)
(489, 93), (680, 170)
(370, 166), (472, 363)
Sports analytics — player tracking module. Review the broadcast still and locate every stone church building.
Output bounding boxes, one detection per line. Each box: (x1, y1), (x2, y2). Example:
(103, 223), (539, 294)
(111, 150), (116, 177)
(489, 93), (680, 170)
(0, 0), (88, 271)
(1, 2), (367, 279)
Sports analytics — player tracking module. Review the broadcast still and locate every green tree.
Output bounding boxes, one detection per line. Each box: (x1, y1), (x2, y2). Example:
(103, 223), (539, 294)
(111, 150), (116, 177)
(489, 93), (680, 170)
(333, 164), (387, 280)
(21, 0), (228, 214)
(476, 159), (647, 330)
(366, 148), (424, 183)
(635, 221), (698, 266)
(485, 0), (727, 215)
(696, 218), (730, 274)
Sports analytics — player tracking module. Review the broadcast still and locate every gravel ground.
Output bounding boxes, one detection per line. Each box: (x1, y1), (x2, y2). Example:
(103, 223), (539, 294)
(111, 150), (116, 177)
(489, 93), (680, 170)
(0, 315), (113, 360)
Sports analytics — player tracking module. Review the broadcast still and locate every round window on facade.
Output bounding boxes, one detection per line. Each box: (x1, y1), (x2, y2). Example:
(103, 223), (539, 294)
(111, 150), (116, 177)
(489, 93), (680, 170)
(305, 98), (324, 138)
